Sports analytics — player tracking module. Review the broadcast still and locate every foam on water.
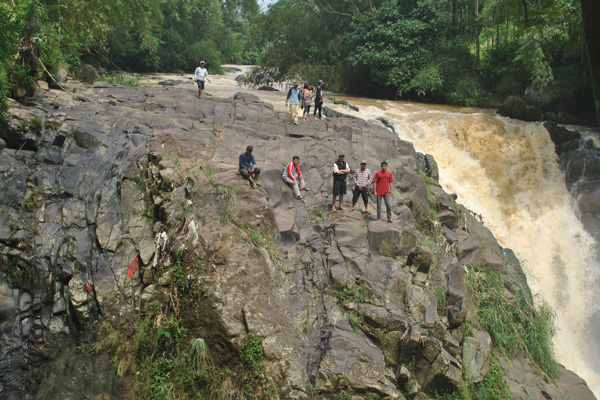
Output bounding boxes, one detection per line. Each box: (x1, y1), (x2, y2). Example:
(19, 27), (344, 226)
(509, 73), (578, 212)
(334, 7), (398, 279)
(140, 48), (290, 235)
(379, 101), (600, 397)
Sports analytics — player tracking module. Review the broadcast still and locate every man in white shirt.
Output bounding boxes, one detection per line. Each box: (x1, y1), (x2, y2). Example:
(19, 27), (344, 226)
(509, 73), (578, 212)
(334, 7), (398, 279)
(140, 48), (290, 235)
(194, 61), (211, 99)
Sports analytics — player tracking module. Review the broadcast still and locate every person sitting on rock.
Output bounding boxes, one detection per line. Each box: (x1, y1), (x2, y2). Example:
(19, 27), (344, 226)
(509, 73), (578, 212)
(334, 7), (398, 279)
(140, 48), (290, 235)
(282, 155), (308, 202)
(194, 61), (211, 99)
(332, 154), (351, 212)
(239, 145), (261, 188)
(373, 161), (395, 223)
(351, 160), (372, 213)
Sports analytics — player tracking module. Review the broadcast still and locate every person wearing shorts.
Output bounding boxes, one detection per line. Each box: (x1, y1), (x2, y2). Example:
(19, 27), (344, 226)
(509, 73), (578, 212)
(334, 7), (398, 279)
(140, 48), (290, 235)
(194, 61), (211, 99)
(332, 154), (350, 211)
(351, 160), (372, 213)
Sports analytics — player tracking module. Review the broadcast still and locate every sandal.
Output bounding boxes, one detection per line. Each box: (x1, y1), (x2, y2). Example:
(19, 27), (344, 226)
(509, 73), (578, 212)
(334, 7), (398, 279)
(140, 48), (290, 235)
(300, 187), (309, 192)
(297, 196), (306, 203)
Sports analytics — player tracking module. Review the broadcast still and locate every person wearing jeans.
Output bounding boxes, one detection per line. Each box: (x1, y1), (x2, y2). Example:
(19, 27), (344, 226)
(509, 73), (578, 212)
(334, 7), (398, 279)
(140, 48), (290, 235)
(313, 80), (324, 120)
(373, 161), (395, 223)
(351, 160), (372, 213)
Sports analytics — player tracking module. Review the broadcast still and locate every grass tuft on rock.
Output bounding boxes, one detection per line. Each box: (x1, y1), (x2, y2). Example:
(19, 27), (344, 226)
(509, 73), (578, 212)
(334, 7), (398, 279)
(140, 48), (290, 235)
(468, 268), (558, 380)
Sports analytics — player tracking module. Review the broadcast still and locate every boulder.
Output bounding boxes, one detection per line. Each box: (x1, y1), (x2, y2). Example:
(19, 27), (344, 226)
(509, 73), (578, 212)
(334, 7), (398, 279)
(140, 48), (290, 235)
(407, 245), (434, 274)
(524, 81), (579, 114)
(462, 330), (492, 382)
(276, 210), (299, 243)
(78, 64), (100, 84)
(415, 337), (463, 391)
(55, 68), (68, 83)
(223, 66), (242, 73)
(36, 80), (50, 91)
(543, 121), (581, 149)
(367, 220), (418, 258)
(497, 96), (542, 122)
(257, 85), (279, 91)
(446, 298), (467, 328)
(0, 283), (19, 327)
(315, 328), (391, 395)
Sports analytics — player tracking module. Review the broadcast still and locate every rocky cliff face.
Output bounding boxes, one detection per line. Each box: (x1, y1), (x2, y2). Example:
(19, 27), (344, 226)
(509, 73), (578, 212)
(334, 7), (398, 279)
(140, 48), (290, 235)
(0, 81), (595, 399)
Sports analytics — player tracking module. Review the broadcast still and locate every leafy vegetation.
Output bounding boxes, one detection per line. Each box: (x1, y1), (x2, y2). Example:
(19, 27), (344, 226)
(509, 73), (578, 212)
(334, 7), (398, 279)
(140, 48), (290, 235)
(100, 73), (144, 87)
(467, 268), (558, 380)
(0, 0), (259, 119)
(441, 360), (512, 400)
(252, 0), (593, 111)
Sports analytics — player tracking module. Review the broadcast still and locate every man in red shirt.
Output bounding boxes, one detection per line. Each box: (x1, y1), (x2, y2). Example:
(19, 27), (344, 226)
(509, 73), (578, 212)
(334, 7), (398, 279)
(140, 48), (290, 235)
(373, 161), (395, 223)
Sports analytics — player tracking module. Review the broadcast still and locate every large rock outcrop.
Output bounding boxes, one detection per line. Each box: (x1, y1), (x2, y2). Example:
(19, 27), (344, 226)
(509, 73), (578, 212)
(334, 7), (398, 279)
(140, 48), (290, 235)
(0, 82), (596, 400)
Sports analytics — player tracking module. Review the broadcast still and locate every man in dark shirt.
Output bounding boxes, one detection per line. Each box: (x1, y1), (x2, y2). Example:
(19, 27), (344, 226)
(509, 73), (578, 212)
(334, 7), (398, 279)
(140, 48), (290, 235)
(313, 80), (324, 120)
(239, 145), (261, 188)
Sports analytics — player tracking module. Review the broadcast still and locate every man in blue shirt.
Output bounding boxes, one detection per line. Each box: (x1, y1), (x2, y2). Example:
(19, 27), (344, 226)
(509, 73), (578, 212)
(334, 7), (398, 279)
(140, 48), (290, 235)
(239, 145), (261, 188)
(285, 82), (302, 125)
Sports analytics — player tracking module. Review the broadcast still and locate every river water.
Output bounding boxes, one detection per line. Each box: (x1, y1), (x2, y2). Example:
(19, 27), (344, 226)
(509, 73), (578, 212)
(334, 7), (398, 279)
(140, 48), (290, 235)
(147, 67), (600, 396)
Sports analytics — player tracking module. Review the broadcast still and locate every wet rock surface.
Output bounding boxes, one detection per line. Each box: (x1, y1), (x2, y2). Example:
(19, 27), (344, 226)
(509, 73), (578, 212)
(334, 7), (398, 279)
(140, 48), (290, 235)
(0, 82), (596, 399)
(544, 121), (600, 243)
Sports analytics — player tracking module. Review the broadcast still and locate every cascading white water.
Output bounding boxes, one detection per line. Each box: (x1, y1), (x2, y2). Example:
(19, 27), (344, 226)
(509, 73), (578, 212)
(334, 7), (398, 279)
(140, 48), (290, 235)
(327, 99), (600, 397)
(149, 68), (600, 396)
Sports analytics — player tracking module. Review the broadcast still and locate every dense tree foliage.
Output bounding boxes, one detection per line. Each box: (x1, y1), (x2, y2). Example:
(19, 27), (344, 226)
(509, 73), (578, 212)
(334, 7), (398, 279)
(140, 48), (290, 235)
(0, 0), (597, 123)
(0, 0), (258, 120)
(253, 0), (593, 111)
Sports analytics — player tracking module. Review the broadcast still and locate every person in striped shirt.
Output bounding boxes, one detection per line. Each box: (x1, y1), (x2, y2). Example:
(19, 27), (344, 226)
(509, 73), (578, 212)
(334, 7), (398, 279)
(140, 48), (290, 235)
(282, 156), (308, 202)
(351, 160), (372, 213)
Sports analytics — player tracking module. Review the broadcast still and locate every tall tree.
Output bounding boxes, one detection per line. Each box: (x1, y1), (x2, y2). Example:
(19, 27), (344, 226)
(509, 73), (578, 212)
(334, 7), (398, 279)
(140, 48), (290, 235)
(580, 0), (600, 130)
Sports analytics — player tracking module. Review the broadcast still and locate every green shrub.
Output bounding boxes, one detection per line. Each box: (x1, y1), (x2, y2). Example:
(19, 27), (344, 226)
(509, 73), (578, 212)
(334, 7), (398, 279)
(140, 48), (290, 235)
(468, 269), (557, 379)
(100, 73), (144, 87)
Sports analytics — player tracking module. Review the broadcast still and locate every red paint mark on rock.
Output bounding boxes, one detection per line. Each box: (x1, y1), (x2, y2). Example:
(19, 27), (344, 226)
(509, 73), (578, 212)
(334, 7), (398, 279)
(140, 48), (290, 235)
(127, 256), (139, 278)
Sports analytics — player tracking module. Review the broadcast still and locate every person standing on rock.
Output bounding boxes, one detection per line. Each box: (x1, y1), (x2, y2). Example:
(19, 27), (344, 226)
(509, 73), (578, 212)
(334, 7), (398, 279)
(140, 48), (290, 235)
(302, 83), (315, 122)
(194, 61), (211, 99)
(314, 80), (324, 120)
(351, 160), (372, 213)
(332, 154), (351, 212)
(239, 145), (261, 189)
(373, 161), (395, 223)
(282, 156), (308, 202)
(285, 82), (302, 125)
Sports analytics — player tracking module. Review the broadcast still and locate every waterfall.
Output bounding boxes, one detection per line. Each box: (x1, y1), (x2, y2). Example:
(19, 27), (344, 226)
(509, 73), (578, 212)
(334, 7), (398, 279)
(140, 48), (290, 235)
(357, 101), (600, 397)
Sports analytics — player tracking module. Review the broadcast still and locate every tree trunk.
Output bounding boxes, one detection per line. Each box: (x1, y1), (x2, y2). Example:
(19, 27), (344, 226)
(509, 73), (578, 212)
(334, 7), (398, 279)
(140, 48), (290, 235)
(475, 0), (480, 64)
(580, 0), (600, 130)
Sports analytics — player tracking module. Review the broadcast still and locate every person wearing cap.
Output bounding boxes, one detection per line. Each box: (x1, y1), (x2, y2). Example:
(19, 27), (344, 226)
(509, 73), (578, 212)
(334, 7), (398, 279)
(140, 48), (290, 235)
(373, 161), (395, 223)
(351, 161), (372, 213)
(194, 61), (211, 99)
(239, 145), (261, 188)
(285, 82), (302, 125)
(313, 80), (324, 120)
(282, 156), (308, 202)
(332, 154), (351, 212)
